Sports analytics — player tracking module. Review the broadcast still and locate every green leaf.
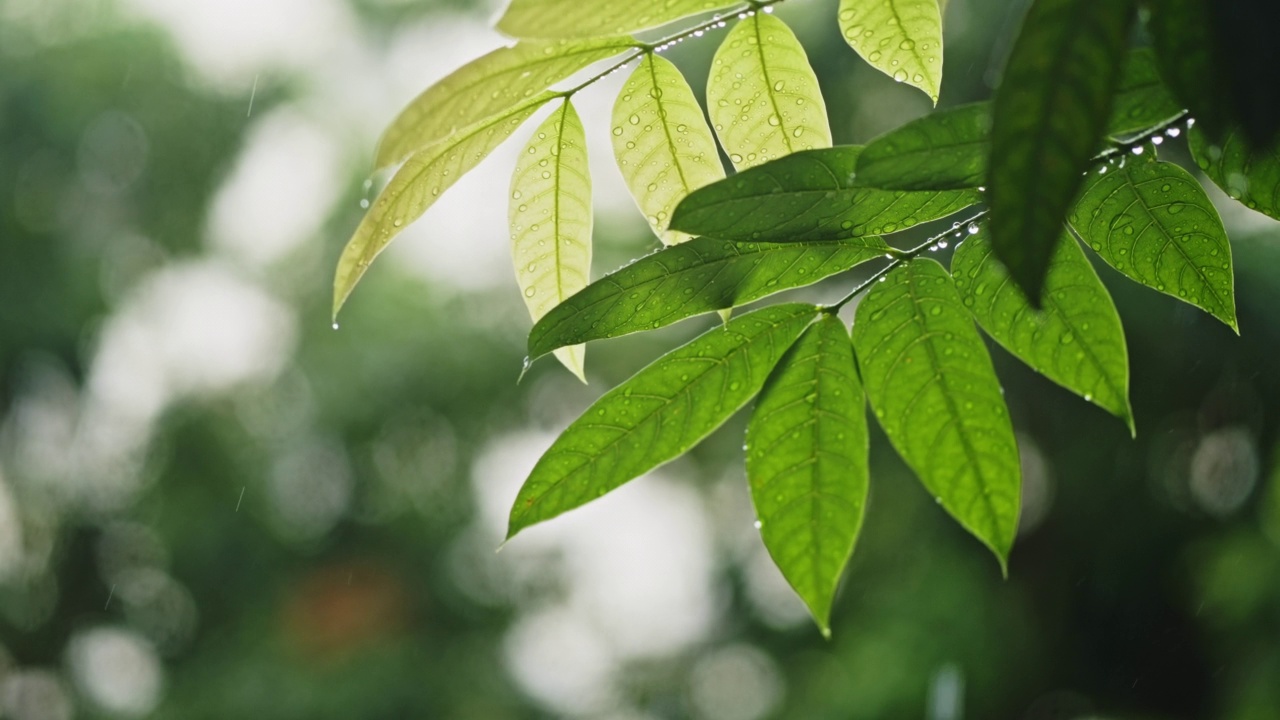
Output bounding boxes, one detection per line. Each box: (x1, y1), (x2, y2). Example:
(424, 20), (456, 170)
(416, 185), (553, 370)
(851, 258), (1020, 567)
(837, 0), (944, 104)
(1069, 158), (1237, 331)
(334, 95), (552, 318)
(613, 55), (726, 245)
(987, 0), (1136, 302)
(497, 0), (737, 39)
(855, 102), (990, 191)
(511, 101), (593, 382)
(1190, 127), (1280, 222)
(951, 228), (1133, 432)
(670, 147), (980, 242)
(1147, 0), (1228, 142)
(1106, 48), (1184, 137)
(528, 236), (890, 360)
(376, 37), (633, 169)
(508, 303), (819, 538)
(746, 315), (868, 636)
(707, 12), (832, 171)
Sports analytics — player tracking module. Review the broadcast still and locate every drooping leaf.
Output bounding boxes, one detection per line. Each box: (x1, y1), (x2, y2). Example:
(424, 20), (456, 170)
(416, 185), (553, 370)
(497, 0), (738, 39)
(1106, 48), (1184, 137)
(1189, 127), (1280, 222)
(528, 236), (890, 360)
(952, 228), (1133, 432)
(670, 147), (980, 242)
(851, 258), (1020, 568)
(1069, 158), (1237, 331)
(511, 101), (593, 382)
(855, 103), (990, 191)
(613, 55), (725, 245)
(746, 315), (868, 636)
(334, 94), (551, 318)
(707, 12), (832, 171)
(987, 0), (1136, 303)
(837, 0), (944, 104)
(376, 37), (633, 169)
(1147, 0), (1228, 143)
(508, 303), (819, 538)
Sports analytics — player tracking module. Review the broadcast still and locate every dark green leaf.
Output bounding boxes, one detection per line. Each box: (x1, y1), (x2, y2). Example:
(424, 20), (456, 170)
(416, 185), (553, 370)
(1190, 127), (1280, 222)
(952, 228), (1133, 432)
(334, 94), (551, 318)
(747, 315), (868, 636)
(837, 0), (944, 103)
(988, 0), (1136, 302)
(851, 258), (1020, 568)
(497, 0), (737, 39)
(508, 303), (819, 538)
(670, 147), (980, 242)
(1147, 0), (1228, 142)
(375, 37), (633, 169)
(1106, 48), (1184, 137)
(1070, 158), (1237, 331)
(528, 236), (890, 360)
(708, 12), (832, 171)
(855, 103), (990, 191)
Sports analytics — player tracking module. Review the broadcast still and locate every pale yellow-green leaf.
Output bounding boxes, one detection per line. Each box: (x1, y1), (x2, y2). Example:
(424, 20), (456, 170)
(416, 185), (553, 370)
(838, 0), (944, 104)
(510, 101), (592, 382)
(334, 94), (551, 318)
(497, 0), (739, 39)
(376, 37), (633, 169)
(707, 12), (832, 171)
(612, 55), (725, 245)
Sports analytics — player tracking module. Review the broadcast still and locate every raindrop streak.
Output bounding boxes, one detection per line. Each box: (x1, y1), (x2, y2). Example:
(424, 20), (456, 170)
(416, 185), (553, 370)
(236, 486), (245, 512)
(247, 74), (260, 118)
(104, 584), (116, 610)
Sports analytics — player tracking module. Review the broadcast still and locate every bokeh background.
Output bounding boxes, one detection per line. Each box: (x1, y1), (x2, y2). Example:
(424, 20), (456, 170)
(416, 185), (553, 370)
(1, 0), (1279, 718)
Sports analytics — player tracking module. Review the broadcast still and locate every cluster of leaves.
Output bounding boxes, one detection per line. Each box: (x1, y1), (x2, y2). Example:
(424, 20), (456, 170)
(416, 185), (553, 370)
(334, 0), (1280, 634)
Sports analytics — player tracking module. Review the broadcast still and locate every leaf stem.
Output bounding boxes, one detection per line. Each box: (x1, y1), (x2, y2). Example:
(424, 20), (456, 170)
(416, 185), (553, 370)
(560, 0), (790, 98)
(823, 210), (990, 313)
(1092, 109), (1192, 165)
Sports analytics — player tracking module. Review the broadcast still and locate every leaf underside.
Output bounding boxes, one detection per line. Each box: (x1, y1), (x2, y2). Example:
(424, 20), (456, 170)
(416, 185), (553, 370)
(1069, 158), (1237, 331)
(1106, 48), (1185, 137)
(708, 12), (832, 171)
(334, 94), (551, 318)
(747, 315), (868, 635)
(376, 37), (632, 169)
(838, 0), (944, 103)
(508, 303), (819, 538)
(613, 54), (725, 245)
(1190, 127), (1280, 222)
(511, 101), (592, 381)
(528, 236), (890, 360)
(497, 0), (739, 39)
(671, 146), (981, 242)
(952, 228), (1133, 432)
(987, 0), (1136, 302)
(852, 258), (1020, 568)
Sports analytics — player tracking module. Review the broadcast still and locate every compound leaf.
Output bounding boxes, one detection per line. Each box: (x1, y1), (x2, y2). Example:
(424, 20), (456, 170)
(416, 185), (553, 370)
(528, 236), (890, 360)
(747, 315), (868, 636)
(838, 0), (944, 104)
(508, 303), (819, 538)
(511, 100), (593, 381)
(708, 12), (831, 171)
(376, 37), (633, 169)
(855, 102), (990, 190)
(1069, 158), (1237, 331)
(952, 228), (1133, 432)
(988, 0), (1135, 302)
(670, 147), (980, 242)
(1190, 127), (1280, 222)
(335, 94), (551, 318)
(497, 0), (738, 39)
(852, 258), (1020, 568)
(613, 55), (725, 245)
